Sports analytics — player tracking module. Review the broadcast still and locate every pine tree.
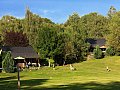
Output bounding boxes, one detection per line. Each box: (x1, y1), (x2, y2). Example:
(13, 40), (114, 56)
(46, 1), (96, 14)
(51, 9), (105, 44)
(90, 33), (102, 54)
(93, 45), (103, 59)
(2, 51), (14, 73)
(108, 6), (117, 19)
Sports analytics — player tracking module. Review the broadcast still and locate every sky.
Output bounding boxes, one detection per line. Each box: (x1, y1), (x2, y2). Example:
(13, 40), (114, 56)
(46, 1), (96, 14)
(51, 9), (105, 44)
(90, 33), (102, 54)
(0, 0), (120, 23)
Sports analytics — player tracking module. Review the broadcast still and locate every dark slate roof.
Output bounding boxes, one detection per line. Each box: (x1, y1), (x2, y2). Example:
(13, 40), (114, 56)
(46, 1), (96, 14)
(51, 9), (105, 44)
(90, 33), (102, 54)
(0, 46), (39, 58)
(86, 38), (106, 48)
(0, 46), (11, 51)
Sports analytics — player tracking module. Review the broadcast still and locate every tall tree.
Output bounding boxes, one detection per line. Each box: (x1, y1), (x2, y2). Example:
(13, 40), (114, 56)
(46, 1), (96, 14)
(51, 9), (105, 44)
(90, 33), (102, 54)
(106, 11), (120, 53)
(81, 12), (109, 38)
(108, 6), (117, 19)
(64, 13), (89, 62)
(24, 7), (54, 49)
(62, 26), (75, 64)
(35, 24), (58, 58)
(0, 34), (3, 46)
(4, 31), (29, 46)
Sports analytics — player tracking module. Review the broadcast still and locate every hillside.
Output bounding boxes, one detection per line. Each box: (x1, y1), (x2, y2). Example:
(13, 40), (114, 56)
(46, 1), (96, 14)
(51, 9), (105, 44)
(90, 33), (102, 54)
(1, 56), (120, 90)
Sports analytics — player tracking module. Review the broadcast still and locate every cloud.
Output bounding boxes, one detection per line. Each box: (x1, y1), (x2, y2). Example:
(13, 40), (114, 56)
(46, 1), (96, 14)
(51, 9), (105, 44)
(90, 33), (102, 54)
(43, 10), (49, 14)
(40, 9), (56, 15)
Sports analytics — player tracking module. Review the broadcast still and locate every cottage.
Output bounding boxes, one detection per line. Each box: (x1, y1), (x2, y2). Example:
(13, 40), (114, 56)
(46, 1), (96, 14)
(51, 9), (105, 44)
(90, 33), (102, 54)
(0, 46), (39, 68)
(86, 38), (106, 52)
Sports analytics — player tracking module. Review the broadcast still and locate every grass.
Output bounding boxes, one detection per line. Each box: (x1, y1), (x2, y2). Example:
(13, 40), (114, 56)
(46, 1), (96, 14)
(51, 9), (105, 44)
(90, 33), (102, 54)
(1, 56), (120, 90)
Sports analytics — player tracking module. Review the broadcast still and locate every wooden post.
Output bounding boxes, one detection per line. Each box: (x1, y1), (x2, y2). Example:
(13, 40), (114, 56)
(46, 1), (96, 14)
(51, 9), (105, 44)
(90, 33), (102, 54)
(17, 66), (20, 90)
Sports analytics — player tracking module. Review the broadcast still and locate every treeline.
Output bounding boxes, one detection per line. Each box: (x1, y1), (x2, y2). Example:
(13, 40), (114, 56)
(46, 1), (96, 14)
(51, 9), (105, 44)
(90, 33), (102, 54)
(0, 6), (120, 65)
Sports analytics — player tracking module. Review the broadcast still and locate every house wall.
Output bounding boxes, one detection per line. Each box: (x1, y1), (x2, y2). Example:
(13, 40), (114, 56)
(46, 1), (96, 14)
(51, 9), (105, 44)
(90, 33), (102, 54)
(14, 58), (39, 68)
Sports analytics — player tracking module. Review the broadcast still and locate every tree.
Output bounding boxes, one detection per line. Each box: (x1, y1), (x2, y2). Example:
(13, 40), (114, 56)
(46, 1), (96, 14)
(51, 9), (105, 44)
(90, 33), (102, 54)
(64, 13), (89, 62)
(65, 12), (81, 27)
(0, 15), (24, 33)
(81, 12), (109, 38)
(105, 47), (115, 56)
(93, 45), (103, 59)
(24, 7), (54, 49)
(62, 26), (75, 64)
(25, 7), (40, 47)
(2, 51), (14, 73)
(35, 24), (58, 59)
(4, 31), (29, 46)
(0, 34), (3, 46)
(108, 6), (117, 19)
(106, 11), (120, 53)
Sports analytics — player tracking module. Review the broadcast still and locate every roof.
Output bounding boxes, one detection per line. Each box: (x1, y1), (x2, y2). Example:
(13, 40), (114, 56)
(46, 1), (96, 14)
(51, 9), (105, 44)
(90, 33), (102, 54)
(0, 46), (10, 51)
(86, 38), (106, 48)
(0, 46), (39, 58)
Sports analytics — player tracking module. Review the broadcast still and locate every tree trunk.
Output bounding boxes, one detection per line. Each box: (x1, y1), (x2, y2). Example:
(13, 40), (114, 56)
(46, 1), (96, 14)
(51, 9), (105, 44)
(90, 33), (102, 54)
(49, 61), (51, 67)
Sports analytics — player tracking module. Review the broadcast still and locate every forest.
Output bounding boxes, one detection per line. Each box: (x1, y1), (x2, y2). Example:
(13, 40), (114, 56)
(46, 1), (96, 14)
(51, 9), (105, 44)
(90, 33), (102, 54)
(0, 6), (120, 65)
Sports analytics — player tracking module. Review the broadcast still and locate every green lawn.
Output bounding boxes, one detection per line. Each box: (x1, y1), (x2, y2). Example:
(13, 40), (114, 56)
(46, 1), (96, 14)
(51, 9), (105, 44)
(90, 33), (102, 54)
(1, 56), (120, 90)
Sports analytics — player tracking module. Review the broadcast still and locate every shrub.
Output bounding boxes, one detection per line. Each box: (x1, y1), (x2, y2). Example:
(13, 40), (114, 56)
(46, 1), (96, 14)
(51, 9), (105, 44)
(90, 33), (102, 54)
(106, 47), (115, 56)
(2, 51), (14, 73)
(115, 51), (120, 56)
(46, 58), (55, 67)
(93, 45), (103, 59)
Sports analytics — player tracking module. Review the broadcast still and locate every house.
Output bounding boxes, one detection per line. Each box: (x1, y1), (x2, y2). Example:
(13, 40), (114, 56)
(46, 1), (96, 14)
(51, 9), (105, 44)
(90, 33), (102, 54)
(0, 46), (39, 68)
(86, 38), (106, 52)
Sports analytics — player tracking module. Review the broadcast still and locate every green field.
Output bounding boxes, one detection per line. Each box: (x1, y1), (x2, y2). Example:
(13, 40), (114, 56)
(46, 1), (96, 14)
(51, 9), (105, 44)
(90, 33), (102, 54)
(1, 56), (120, 90)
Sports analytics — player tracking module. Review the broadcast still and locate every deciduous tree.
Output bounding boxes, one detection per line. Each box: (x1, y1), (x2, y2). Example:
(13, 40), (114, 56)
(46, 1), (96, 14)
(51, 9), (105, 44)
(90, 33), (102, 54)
(4, 31), (29, 46)
(106, 11), (120, 53)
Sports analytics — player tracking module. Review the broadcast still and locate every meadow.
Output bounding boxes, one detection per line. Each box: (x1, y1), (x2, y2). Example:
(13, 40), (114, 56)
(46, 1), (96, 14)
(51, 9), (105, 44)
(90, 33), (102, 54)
(1, 56), (120, 90)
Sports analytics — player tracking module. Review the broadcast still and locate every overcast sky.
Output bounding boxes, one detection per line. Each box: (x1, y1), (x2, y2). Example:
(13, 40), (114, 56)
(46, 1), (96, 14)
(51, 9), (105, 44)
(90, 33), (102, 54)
(0, 0), (120, 23)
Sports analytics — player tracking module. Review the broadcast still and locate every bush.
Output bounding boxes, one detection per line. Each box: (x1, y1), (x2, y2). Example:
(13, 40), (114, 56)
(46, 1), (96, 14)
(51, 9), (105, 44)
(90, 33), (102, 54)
(105, 47), (115, 56)
(40, 59), (49, 66)
(2, 51), (14, 73)
(93, 45), (103, 59)
(115, 51), (120, 56)
(46, 58), (55, 67)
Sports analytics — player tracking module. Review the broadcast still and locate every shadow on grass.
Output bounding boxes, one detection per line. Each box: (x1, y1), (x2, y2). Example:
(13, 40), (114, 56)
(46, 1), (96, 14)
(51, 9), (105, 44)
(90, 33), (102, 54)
(33, 81), (120, 90)
(0, 76), (17, 81)
(0, 76), (48, 90)
(21, 79), (48, 89)
(0, 76), (18, 90)
(1, 76), (120, 90)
